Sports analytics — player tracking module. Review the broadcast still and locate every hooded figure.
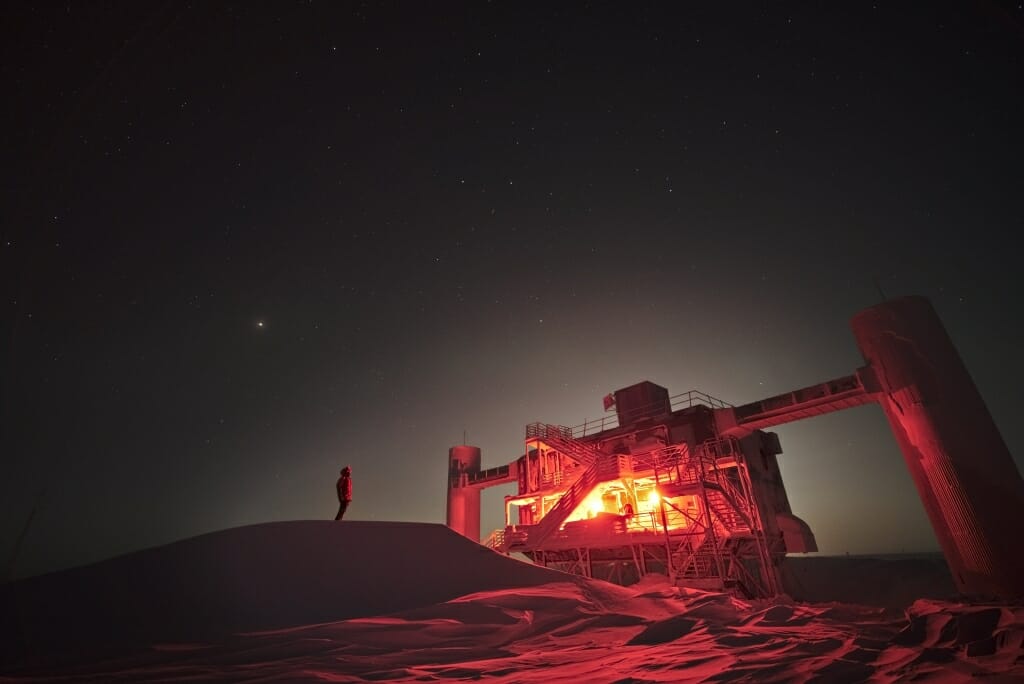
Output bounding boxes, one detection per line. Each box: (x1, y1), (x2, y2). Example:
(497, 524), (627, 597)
(335, 466), (352, 520)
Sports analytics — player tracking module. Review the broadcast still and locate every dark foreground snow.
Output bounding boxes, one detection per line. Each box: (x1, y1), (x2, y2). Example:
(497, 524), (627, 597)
(2, 521), (1022, 682)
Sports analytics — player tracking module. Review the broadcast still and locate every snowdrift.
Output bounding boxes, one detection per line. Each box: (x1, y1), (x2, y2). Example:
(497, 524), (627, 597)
(0, 521), (566, 667)
(3, 521), (1021, 682)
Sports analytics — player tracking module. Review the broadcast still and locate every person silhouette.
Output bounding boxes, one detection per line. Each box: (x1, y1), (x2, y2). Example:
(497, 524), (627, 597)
(335, 466), (352, 520)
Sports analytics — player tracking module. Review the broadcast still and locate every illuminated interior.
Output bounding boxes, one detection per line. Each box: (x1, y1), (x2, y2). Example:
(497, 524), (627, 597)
(507, 478), (699, 532)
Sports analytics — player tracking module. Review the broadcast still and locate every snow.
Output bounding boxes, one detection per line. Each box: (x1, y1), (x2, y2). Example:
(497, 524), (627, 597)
(2, 521), (1022, 682)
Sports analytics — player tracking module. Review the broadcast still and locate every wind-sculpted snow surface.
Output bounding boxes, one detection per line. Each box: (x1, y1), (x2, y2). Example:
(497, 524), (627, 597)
(2, 521), (1022, 682)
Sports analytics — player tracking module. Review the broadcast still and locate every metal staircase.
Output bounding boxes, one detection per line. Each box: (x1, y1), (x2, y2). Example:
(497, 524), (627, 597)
(653, 439), (754, 532)
(672, 544), (719, 581)
(526, 422), (601, 466)
(641, 437), (777, 596)
(507, 456), (602, 551)
(706, 482), (753, 531)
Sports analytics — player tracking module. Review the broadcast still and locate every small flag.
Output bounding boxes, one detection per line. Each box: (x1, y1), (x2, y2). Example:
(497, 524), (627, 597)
(602, 392), (616, 411)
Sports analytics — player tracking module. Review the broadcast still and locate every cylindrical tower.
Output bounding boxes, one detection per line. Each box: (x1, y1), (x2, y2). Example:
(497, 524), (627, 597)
(446, 445), (482, 542)
(852, 296), (1024, 599)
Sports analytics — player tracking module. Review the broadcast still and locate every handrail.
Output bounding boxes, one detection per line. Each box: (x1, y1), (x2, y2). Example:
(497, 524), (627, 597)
(483, 528), (506, 550)
(531, 459), (600, 542)
(702, 481), (753, 530)
(510, 456), (603, 550)
(631, 443), (689, 475)
(525, 423), (573, 440)
(732, 374), (865, 425)
(527, 389), (735, 440)
(467, 464), (511, 486)
(624, 510), (661, 533)
(525, 423), (602, 466)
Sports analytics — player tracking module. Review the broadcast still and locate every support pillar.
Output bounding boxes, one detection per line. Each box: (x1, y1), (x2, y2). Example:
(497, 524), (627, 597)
(852, 296), (1024, 599)
(446, 445), (481, 542)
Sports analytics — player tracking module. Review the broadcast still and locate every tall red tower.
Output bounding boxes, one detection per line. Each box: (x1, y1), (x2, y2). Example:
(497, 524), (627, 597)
(446, 445), (482, 542)
(852, 296), (1024, 599)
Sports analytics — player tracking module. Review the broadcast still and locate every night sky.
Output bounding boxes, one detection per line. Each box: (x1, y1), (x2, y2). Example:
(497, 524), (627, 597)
(3, 2), (1023, 579)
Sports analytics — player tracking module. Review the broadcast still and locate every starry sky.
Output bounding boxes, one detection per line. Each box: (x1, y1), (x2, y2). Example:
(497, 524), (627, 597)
(3, 2), (1023, 579)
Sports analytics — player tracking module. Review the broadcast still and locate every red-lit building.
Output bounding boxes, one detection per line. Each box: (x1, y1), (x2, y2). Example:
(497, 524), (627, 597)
(449, 381), (817, 598)
(447, 298), (1024, 602)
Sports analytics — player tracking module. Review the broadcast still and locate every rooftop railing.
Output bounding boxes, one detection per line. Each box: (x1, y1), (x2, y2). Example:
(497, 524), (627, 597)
(547, 389), (733, 439)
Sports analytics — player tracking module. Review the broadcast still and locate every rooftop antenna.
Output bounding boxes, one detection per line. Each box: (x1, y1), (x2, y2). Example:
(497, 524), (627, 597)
(5, 487), (45, 582)
(463, 429), (467, 445)
(872, 276), (888, 303)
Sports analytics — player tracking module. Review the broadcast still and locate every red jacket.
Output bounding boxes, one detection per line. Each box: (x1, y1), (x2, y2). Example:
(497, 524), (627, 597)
(337, 475), (352, 502)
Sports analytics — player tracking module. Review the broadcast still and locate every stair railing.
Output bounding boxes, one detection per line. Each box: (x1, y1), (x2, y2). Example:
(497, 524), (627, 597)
(518, 456), (603, 549)
(526, 422), (602, 466)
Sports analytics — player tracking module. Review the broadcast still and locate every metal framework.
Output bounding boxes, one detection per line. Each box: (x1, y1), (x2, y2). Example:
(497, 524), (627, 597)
(480, 414), (791, 599)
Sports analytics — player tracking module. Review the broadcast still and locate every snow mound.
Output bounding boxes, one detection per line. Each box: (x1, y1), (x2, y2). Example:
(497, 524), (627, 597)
(3, 523), (1021, 682)
(6, 572), (1022, 682)
(0, 520), (567, 667)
